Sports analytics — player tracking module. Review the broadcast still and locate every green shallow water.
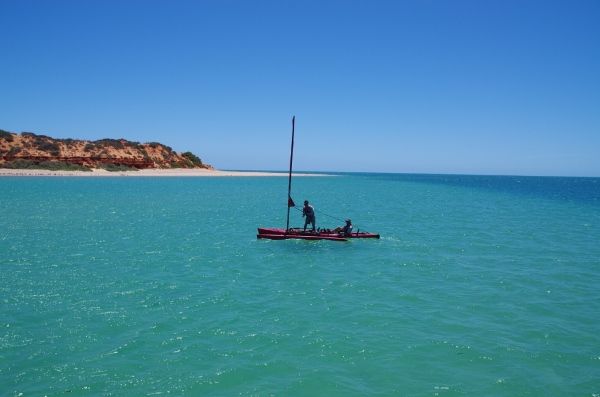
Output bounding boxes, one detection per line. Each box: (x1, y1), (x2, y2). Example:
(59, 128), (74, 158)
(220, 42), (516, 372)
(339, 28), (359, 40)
(1, 174), (599, 396)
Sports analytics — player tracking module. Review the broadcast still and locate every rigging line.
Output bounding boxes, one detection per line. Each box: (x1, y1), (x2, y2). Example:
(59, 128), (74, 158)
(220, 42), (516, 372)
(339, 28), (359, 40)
(291, 206), (372, 231)
(291, 206), (345, 223)
(314, 208), (346, 223)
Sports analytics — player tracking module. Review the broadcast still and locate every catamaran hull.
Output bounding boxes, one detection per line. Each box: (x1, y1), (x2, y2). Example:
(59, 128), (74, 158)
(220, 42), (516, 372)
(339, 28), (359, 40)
(257, 227), (380, 240)
(257, 233), (347, 242)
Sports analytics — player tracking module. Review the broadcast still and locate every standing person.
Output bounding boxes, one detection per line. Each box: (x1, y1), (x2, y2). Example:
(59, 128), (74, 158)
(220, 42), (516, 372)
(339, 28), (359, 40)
(302, 200), (316, 232)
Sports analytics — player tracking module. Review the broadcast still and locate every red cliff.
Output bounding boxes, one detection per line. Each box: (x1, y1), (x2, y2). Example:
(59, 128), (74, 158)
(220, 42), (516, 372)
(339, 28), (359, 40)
(0, 129), (212, 170)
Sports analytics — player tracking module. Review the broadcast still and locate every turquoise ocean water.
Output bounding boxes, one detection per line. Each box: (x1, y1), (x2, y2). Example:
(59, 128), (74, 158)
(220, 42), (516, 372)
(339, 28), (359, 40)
(1, 173), (599, 396)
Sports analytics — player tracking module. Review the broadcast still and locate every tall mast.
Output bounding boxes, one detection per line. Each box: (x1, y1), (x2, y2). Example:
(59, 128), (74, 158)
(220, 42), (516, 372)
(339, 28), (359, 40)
(285, 116), (295, 231)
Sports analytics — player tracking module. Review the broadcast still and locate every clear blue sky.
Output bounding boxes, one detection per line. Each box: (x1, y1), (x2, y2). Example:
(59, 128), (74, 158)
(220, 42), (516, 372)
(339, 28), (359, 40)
(1, 0), (599, 176)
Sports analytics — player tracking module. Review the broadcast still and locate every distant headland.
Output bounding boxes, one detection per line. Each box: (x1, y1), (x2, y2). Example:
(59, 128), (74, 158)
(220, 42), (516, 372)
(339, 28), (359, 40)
(0, 128), (329, 177)
(0, 129), (212, 172)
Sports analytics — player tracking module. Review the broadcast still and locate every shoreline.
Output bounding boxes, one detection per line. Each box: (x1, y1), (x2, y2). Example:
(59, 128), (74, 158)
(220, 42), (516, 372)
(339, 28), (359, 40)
(0, 168), (329, 177)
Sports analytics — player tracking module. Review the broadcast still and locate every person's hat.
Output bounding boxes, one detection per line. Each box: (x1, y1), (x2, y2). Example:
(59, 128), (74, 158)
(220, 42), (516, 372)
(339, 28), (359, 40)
(345, 219), (352, 223)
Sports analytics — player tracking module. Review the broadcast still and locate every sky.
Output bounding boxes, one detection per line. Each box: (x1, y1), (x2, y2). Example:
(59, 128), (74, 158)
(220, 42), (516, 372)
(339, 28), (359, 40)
(1, 0), (599, 176)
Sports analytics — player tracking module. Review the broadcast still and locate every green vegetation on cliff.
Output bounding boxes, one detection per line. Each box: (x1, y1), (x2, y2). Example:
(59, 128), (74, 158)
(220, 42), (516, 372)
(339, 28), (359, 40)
(182, 151), (203, 167)
(101, 164), (139, 172)
(2, 159), (92, 171)
(0, 129), (14, 141)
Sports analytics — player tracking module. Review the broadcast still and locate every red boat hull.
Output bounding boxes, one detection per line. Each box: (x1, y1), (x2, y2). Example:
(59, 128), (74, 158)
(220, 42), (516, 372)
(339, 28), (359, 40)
(257, 233), (347, 242)
(257, 227), (380, 240)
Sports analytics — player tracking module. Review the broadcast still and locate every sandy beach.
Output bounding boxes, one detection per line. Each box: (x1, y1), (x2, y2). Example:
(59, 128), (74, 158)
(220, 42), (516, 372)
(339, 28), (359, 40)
(0, 168), (326, 177)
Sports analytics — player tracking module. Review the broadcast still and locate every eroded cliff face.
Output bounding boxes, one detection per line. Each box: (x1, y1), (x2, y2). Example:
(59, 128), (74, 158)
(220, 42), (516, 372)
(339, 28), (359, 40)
(0, 130), (211, 169)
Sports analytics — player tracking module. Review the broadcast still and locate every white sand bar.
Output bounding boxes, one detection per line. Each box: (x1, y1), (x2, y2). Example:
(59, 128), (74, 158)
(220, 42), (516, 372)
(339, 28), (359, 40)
(0, 168), (328, 177)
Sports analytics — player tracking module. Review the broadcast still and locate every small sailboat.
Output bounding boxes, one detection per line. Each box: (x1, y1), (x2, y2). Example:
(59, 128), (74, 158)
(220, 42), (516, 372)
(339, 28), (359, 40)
(257, 116), (380, 242)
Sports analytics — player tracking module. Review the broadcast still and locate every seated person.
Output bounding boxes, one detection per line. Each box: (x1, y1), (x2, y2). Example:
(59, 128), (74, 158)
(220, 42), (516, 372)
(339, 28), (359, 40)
(333, 219), (353, 236)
